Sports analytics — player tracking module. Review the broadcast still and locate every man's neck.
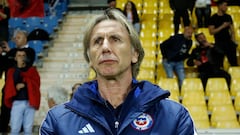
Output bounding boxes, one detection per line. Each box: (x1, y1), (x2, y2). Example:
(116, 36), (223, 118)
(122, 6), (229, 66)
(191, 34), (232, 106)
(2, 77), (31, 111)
(97, 75), (132, 108)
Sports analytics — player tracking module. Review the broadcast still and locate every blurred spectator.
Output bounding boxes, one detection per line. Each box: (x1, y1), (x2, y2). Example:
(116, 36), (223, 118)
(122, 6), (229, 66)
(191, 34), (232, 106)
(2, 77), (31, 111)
(187, 32), (231, 89)
(70, 83), (82, 99)
(195, 0), (211, 28)
(13, 29), (36, 66)
(169, 0), (194, 34)
(0, 39), (13, 135)
(8, 0), (44, 18)
(0, 0), (10, 41)
(0, 29), (36, 134)
(4, 48), (41, 135)
(107, 0), (122, 12)
(160, 26), (193, 88)
(123, 1), (140, 34)
(47, 86), (68, 108)
(208, 0), (238, 67)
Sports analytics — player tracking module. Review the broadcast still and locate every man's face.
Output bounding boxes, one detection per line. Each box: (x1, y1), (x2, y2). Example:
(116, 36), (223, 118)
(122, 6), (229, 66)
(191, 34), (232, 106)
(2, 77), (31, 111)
(14, 32), (27, 48)
(219, 2), (228, 13)
(196, 34), (207, 47)
(88, 20), (138, 79)
(109, 1), (116, 8)
(184, 27), (193, 40)
(15, 51), (27, 67)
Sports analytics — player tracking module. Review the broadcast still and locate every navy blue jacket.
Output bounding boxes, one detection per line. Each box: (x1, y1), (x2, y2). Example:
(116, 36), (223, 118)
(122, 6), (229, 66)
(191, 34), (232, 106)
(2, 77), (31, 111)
(160, 34), (192, 62)
(40, 80), (197, 135)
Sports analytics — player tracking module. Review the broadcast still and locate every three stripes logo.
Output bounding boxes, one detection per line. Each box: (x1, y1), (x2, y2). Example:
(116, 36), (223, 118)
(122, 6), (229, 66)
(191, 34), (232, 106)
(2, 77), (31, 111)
(78, 123), (95, 134)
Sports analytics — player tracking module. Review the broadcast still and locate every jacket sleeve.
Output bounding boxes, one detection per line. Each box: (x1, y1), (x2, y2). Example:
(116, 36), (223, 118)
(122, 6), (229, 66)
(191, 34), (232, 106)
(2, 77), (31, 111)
(160, 36), (173, 59)
(40, 110), (57, 135)
(176, 106), (197, 135)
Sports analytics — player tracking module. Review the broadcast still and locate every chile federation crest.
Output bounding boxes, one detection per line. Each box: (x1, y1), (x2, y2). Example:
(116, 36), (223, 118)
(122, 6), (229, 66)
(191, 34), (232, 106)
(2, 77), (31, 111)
(131, 113), (153, 131)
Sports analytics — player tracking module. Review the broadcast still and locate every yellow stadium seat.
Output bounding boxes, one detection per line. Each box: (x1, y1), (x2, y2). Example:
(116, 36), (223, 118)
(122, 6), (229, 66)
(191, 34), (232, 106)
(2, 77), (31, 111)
(186, 105), (209, 121)
(140, 29), (157, 41)
(210, 105), (237, 128)
(207, 91), (232, 112)
(215, 120), (240, 128)
(140, 38), (157, 51)
(230, 78), (240, 96)
(141, 57), (156, 70)
(205, 78), (229, 96)
(157, 78), (179, 93)
(116, 0), (127, 10)
(182, 92), (206, 106)
(181, 78), (204, 96)
(141, 20), (157, 32)
(142, 1), (158, 15)
(228, 66), (240, 79)
(234, 92), (240, 112)
(156, 63), (167, 81)
(137, 68), (155, 83)
(168, 90), (179, 102)
(194, 120), (210, 129)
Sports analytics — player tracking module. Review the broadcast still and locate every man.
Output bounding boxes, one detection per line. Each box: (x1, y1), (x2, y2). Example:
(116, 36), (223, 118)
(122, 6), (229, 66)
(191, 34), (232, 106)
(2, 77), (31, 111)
(208, 0), (238, 68)
(4, 48), (41, 135)
(169, 0), (194, 34)
(40, 9), (197, 134)
(107, 0), (122, 12)
(187, 32), (231, 90)
(160, 26), (193, 89)
(0, 30), (36, 134)
(13, 29), (35, 65)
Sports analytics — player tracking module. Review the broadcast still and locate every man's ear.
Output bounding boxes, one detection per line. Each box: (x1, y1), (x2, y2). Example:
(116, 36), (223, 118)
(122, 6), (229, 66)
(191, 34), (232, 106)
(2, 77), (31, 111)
(131, 50), (139, 63)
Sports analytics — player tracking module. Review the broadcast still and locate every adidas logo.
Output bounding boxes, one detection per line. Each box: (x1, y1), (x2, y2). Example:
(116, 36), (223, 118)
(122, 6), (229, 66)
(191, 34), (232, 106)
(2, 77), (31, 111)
(78, 123), (95, 134)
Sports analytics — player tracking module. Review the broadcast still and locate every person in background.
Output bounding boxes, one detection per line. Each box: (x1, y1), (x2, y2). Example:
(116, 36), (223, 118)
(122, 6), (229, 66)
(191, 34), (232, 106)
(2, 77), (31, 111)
(47, 86), (68, 108)
(123, 1), (140, 34)
(0, 0), (10, 41)
(13, 29), (36, 66)
(4, 48), (41, 135)
(169, 0), (194, 34)
(107, 0), (122, 12)
(194, 0), (211, 28)
(208, 0), (238, 68)
(70, 82), (82, 99)
(40, 9), (196, 135)
(160, 26), (193, 89)
(187, 32), (231, 90)
(0, 39), (12, 135)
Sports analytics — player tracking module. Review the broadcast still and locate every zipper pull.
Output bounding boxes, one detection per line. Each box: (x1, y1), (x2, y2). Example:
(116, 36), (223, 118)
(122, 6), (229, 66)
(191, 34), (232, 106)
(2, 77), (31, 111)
(115, 121), (119, 129)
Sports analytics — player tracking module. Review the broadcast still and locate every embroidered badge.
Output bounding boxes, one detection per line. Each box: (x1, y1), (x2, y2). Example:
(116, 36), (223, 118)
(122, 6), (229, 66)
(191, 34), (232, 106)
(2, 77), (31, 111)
(131, 113), (153, 131)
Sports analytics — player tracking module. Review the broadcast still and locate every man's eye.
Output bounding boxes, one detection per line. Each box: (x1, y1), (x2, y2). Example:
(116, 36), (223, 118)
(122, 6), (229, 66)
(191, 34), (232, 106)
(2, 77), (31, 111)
(94, 38), (103, 44)
(111, 36), (120, 42)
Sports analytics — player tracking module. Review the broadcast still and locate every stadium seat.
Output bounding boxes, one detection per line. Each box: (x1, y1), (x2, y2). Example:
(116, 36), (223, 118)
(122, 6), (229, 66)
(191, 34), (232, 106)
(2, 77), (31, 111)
(43, 16), (59, 30)
(205, 78), (229, 96)
(228, 66), (240, 79)
(210, 105), (237, 128)
(157, 78), (179, 99)
(194, 120), (210, 129)
(230, 78), (240, 96)
(207, 91), (232, 112)
(215, 120), (240, 128)
(234, 92), (240, 112)
(181, 78), (204, 96)
(186, 105), (209, 122)
(182, 91), (206, 106)
(25, 17), (43, 28)
(137, 68), (155, 83)
(140, 57), (156, 70)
